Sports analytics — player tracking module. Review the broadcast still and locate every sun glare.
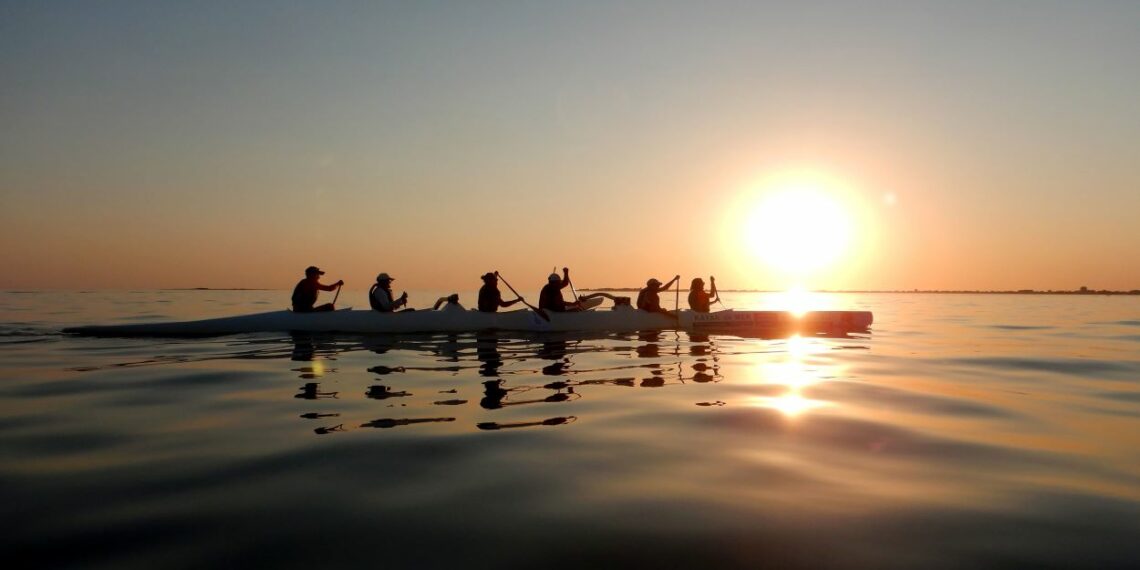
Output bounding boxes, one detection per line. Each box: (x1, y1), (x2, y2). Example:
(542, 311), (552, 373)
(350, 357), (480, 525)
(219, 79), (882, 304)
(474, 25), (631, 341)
(743, 176), (852, 277)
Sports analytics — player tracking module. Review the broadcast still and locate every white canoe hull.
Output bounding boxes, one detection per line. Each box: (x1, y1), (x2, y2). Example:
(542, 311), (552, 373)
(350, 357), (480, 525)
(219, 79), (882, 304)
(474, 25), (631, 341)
(64, 307), (872, 337)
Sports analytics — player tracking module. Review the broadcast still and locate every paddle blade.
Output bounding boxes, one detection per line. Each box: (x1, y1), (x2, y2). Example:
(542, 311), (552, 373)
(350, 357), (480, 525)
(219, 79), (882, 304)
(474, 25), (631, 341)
(531, 305), (551, 322)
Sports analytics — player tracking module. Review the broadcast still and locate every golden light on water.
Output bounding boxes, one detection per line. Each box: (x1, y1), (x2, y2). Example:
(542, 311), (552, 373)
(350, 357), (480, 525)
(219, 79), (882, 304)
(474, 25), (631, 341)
(747, 335), (834, 417)
(759, 390), (829, 417)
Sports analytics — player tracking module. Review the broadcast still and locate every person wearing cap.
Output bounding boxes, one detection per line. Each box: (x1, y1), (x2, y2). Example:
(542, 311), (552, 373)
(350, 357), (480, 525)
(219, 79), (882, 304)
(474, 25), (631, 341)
(291, 266), (343, 313)
(687, 276), (719, 313)
(539, 267), (582, 312)
(637, 275), (681, 315)
(477, 273), (522, 313)
(369, 273), (409, 312)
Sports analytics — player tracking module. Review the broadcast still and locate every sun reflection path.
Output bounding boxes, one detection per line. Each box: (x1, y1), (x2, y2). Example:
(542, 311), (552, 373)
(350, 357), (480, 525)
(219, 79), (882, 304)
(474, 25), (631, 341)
(747, 334), (836, 418)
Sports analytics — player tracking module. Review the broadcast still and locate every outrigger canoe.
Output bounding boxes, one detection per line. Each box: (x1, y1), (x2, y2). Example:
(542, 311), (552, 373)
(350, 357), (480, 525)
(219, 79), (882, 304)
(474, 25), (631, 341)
(63, 305), (872, 337)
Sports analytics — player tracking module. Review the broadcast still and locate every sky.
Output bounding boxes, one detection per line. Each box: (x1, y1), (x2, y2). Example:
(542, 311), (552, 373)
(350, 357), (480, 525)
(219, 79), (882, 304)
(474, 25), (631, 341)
(2, 0), (1139, 292)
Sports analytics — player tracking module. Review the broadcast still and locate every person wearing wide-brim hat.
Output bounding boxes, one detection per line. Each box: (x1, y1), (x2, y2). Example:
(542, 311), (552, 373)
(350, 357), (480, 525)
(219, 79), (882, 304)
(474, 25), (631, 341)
(477, 272), (522, 313)
(637, 275), (681, 315)
(291, 266), (344, 313)
(369, 272), (409, 313)
(688, 276), (719, 313)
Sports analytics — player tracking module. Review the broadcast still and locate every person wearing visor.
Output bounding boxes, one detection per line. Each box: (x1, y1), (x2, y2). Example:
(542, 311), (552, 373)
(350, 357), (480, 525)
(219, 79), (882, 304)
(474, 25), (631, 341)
(291, 266), (343, 313)
(637, 275), (680, 316)
(539, 267), (582, 312)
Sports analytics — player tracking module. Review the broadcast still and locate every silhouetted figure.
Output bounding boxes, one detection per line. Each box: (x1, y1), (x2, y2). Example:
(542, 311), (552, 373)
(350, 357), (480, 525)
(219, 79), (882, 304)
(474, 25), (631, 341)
(478, 273), (522, 312)
(539, 267), (583, 312)
(687, 276), (719, 313)
(432, 293), (465, 311)
(292, 266), (343, 312)
(369, 272), (408, 312)
(637, 275), (680, 315)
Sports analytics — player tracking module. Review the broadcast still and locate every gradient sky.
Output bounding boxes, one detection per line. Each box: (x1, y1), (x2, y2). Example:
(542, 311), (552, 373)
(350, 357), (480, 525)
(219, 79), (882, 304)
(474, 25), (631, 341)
(3, 1), (1139, 291)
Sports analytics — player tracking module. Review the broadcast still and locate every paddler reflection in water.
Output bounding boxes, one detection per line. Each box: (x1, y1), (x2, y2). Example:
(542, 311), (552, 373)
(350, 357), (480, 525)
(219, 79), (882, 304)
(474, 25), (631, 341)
(637, 275), (680, 316)
(477, 272), (522, 313)
(539, 267), (583, 312)
(687, 276), (719, 313)
(369, 272), (409, 312)
(292, 266), (343, 312)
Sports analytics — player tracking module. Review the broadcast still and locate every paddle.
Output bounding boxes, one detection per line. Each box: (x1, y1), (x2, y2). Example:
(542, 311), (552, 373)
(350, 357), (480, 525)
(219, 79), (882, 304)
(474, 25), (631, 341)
(332, 283), (342, 306)
(675, 274), (680, 312)
(711, 275), (726, 309)
(565, 267), (584, 308)
(495, 271), (551, 322)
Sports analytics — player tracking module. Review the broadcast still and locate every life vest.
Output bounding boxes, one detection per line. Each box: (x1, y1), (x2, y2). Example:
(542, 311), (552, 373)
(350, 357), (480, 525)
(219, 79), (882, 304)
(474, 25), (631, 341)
(369, 283), (390, 312)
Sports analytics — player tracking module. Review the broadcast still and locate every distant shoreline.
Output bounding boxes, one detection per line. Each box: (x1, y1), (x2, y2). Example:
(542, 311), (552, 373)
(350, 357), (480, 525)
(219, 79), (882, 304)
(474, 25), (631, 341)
(162, 288), (273, 291)
(580, 288), (1140, 295)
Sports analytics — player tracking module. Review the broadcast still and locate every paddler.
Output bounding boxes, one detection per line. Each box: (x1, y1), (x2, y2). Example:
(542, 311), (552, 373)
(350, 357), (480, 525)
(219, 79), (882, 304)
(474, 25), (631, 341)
(477, 272), (522, 313)
(687, 276), (719, 313)
(432, 293), (465, 311)
(291, 266), (343, 313)
(637, 275), (680, 316)
(369, 272), (409, 312)
(539, 267), (583, 312)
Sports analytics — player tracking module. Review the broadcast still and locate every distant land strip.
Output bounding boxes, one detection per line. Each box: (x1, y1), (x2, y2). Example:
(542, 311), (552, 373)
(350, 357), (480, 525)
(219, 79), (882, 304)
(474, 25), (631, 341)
(164, 288), (272, 291)
(580, 288), (1140, 295)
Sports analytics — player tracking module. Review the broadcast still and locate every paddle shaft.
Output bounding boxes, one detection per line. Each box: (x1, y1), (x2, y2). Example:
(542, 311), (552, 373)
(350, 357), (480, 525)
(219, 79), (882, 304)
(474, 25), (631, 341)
(568, 276), (579, 301)
(495, 272), (551, 322)
(332, 283), (342, 305)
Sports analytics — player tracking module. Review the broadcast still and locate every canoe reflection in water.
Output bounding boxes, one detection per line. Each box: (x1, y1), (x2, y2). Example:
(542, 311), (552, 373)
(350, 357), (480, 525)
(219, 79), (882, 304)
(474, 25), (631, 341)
(477, 416), (577, 430)
(480, 379), (580, 409)
(295, 382), (337, 400)
(360, 417), (455, 429)
(287, 326), (862, 435)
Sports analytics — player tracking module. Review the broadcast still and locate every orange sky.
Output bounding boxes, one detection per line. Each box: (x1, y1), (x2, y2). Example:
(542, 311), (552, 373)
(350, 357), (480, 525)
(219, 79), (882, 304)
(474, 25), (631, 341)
(3, 3), (1139, 291)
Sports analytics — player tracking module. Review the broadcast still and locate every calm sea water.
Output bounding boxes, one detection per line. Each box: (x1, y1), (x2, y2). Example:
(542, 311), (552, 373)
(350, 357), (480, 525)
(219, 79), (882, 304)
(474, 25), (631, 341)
(2, 290), (1139, 569)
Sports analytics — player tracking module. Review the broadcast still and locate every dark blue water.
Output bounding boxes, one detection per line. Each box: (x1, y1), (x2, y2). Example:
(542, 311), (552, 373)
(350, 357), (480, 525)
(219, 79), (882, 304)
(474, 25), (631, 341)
(2, 290), (1139, 569)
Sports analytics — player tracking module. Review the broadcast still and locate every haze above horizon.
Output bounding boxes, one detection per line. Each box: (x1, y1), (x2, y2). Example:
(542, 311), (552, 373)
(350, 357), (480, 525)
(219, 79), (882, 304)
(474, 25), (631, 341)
(3, 1), (1139, 292)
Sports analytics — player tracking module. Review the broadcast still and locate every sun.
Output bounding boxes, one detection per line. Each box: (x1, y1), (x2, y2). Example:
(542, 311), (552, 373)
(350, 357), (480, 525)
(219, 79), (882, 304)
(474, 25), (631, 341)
(743, 176), (852, 277)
